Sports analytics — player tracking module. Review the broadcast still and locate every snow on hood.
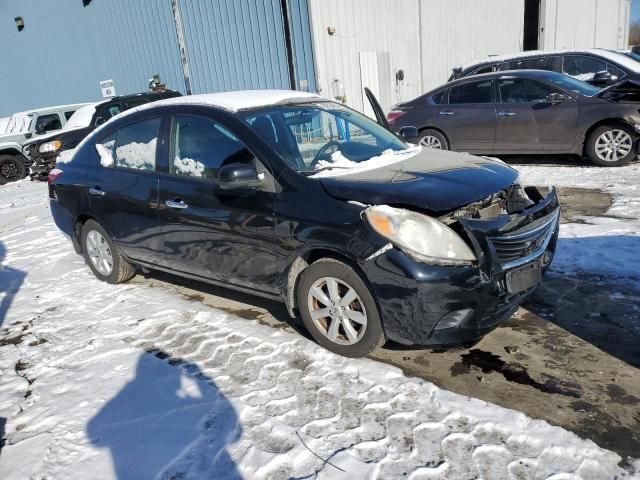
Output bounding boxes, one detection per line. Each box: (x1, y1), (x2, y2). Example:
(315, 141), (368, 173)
(460, 48), (640, 74)
(3, 112), (32, 135)
(0, 117), (9, 134)
(63, 103), (99, 130)
(310, 146), (422, 178)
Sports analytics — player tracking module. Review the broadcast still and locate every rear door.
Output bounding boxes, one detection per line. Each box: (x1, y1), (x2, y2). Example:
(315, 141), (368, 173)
(437, 79), (497, 151)
(86, 117), (165, 265)
(494, 78), (578, 151)
(157, 113), (279, 292)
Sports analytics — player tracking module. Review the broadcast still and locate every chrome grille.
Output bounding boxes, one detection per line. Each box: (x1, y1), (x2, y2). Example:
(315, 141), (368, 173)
(489, 211), (559, 269)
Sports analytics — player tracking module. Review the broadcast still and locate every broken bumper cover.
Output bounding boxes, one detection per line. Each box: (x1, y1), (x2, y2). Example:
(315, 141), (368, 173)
(360, 188), (560, 347)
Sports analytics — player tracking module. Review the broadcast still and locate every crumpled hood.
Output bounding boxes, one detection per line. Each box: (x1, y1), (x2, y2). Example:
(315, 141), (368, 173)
(318, 149), (519, 213)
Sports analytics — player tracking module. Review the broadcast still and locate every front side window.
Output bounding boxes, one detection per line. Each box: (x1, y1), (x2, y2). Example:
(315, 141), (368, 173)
(562, 55), (607, 81)
(96, 118), (160, 171)
(449, 80), (494, 104)
(498, 79), (556, 103)
(242, 102), (408, 173)
(35, 114), (62, 133)
(170, 116), (251, 179)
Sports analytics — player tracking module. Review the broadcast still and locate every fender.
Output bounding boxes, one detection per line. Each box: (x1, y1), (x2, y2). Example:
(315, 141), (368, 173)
(0, 141), (29, 160)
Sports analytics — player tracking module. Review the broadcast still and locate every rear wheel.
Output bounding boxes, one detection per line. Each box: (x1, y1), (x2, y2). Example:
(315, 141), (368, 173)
(586, 125), (635, 167)
(417, 129), (449, 150)
(296, 258), (385, 358)
(81, 220), (135, 284)
(0, 155), (27, 184)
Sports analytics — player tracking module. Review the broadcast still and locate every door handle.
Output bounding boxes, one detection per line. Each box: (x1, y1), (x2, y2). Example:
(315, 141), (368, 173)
(497, 111), (516, 116)
(165, 199), (188, 209)
(88, 187), (105, 196)
(439, 111), (455, 116)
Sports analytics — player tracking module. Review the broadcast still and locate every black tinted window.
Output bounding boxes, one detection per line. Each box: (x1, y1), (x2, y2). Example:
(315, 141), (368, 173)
(96, 104), (123, 125)
(503, 57), (553, 71)
(431, 90), (446, 104)
(96, 118), (160, 171)
(472, 65), (496, 75)
(35, 114), (62, 132)
(170, 116), (251, 179)
(498, 79), (555, 103)
(562, 55), (607, 80)
(64, 111), (75, 120)
(449, 80), (493, 104)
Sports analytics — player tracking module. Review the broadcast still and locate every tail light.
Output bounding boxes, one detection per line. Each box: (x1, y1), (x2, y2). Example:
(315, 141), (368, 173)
(387, 110), (407, 125)
(48, 168), (63, 185)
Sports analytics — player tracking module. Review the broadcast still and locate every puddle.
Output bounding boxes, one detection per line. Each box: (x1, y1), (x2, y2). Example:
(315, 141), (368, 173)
(450, 349), (581, 398)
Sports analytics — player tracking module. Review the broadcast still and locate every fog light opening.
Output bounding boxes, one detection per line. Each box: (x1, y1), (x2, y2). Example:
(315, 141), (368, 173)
(435, 308), (474, 331)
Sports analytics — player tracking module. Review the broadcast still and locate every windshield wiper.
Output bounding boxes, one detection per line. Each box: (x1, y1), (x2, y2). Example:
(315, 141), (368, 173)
(303, 165), (351, 174)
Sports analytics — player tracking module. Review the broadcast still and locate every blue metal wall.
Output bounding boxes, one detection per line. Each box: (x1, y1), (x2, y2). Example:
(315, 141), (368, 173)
(0, 0), (317, 117)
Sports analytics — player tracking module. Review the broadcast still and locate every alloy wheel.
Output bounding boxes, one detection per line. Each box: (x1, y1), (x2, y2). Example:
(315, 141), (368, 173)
(86, 230), (114, 276)
(419, 135), (442, 149)
(594, 129), (632, 163)
(307, 276), (367, 345)
(0, 160), (19, 180)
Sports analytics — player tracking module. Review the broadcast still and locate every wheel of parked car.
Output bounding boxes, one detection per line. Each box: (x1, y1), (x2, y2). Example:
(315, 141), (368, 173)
(296, 258), (385, 357)
(0, 155), (27, 184)
(586, 124), (635, 167)
(81, 219), (136, 284)
(417, 129), (449, 150)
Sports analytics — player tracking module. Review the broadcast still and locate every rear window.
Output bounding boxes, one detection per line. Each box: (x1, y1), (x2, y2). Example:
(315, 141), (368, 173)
(449, 80), (494, 104)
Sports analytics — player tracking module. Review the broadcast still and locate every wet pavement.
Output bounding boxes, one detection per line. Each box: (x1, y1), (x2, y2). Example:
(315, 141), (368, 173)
(133, 186), (640, 463)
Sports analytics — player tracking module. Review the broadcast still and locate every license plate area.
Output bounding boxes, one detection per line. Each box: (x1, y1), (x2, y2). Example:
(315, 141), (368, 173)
(505, 262), (541, 294)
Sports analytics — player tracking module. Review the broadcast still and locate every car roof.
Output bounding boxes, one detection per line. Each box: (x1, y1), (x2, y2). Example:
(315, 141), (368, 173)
(460, 48), (640, 73)
(12, 102), (92, 116)
(445, 69), (565, 87)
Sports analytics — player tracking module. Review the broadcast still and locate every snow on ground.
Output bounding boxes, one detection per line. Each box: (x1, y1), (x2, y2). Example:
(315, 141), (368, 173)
(518, 163), (640, 287)
(0, 177), (638, 479)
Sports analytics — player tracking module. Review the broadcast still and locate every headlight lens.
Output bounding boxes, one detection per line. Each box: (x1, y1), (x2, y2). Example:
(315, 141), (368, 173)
(364, 205), (477, 266)
(39, 140), (61, 153)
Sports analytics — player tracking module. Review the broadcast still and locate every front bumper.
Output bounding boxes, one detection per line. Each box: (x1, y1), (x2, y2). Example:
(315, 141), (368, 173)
(360, 188), (560, 347)
(29, 151), (57, 180)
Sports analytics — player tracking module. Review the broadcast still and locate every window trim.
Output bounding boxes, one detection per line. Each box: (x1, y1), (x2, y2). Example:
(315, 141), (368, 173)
(447, 79), (495, 105)
(95, 115), (163, 175)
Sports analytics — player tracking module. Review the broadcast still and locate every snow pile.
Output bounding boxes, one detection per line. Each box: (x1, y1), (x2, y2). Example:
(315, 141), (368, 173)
(0, 180), (636, 479)
(96, 140), (115, 167)
(63, 103), (99, 131)
(311, 146), (422, 178)
(56, 148), (77, 164)
(518, 163), (640, 286)
(115, 139), (156, 170)
(174, 155), (205, 177)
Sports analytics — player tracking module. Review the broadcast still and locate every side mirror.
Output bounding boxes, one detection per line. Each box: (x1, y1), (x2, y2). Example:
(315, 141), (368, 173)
(593, 70), (616, 84)
(398, 126), (419, 143)
(218, 162), (262, 190)
(545, 93), (566, 105)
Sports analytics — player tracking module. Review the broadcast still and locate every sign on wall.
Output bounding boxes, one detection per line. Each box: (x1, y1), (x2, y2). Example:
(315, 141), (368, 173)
(100, 79), (116, 98)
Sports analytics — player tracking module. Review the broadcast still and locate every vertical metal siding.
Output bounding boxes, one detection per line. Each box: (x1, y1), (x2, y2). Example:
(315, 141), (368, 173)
(287, 0), (318, 91)
(0, 0), (185, 116)
(177, 0), (291, 93)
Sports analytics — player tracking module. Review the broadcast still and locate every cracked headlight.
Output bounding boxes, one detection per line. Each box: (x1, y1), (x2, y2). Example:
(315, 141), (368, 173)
(364, 205), (477, 266)
(39, 140), (62, 153)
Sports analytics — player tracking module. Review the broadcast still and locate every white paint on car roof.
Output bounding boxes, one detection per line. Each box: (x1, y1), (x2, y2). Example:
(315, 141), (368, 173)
(461, 48), (640, 73)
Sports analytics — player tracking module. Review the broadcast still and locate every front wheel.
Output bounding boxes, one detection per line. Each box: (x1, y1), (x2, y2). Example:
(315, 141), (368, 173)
(586, 125), (635, 167)
(296, 258), (385, 358)
(0, 155), (27, 184)
(81, 219), (136, 284)
(417, 129), (449, 150)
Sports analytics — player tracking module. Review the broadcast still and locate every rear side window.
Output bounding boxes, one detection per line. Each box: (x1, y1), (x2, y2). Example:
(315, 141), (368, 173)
(431, 90), (447, 104)
(170, 116), (251, 179)
(96, 118), (161, 171)
(498, 79), (555, 103)
(502, 56), (553, 71)
(562, 55), (610, 81)
(449, 80), (494, 104)
(64, 111), (76, 120)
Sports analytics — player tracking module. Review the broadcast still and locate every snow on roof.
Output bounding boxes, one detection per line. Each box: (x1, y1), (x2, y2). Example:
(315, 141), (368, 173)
(12, 102), (92, 116)
(461, 48), (640, 74)
(63, 103), (100, 131)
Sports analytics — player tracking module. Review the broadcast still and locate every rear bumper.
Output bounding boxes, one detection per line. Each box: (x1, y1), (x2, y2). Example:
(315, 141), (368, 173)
(50, 199), (82, 253)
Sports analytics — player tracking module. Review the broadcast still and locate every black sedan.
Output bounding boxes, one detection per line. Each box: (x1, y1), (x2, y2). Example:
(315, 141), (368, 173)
(24, 90), (180, 180)
(389, 70), (640, 166)
(49, 90), (559, 357)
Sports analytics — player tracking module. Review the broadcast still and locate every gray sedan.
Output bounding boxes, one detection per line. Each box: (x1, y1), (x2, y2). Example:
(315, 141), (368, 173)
(389, 70), (640, 166)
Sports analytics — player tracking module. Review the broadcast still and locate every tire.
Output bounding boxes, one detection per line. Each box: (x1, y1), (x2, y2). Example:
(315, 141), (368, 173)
(417, 129), (449, 150)
(585, 124), (635, 167)
(296, 258), (385, 358)
(81, 219), (135, 284)
(0, 154), (27, 184)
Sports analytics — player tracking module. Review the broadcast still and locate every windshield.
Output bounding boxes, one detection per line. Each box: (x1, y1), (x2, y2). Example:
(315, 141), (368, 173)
(546, 73), (602, 96)
(241, 102), (408, 174)
(64, 104), (98, 130)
